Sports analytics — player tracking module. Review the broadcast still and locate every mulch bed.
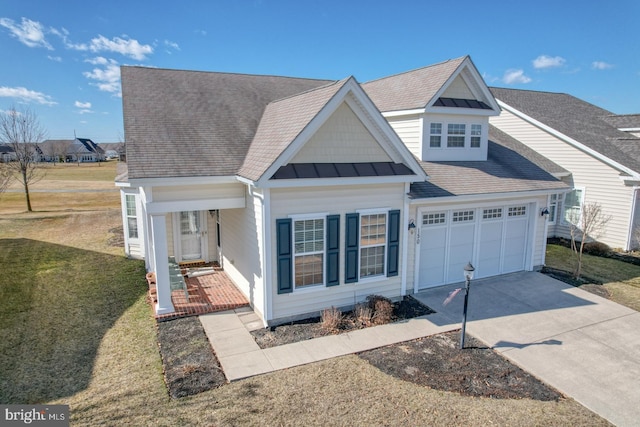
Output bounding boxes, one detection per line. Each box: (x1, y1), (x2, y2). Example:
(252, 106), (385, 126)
(155, 296), (562, 402)
(541, 266), (611, 299)
(156, 316), (226, 398)
(358, 331), (561, 401)
(251, 296), (434, 349)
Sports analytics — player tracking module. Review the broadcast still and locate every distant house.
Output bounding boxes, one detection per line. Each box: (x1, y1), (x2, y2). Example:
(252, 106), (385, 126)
(40, 138), (105, 162)
(0, 144), (16, 162)
(118, 56), (567, 324)
(490, 88), (640, 250)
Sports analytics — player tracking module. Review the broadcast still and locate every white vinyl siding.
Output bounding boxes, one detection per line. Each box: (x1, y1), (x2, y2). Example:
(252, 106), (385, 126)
(386, 115), (422, 158)
(269, 183), (405, 323)
(292, 102), (391, 163)
(491, 108), (635, 249)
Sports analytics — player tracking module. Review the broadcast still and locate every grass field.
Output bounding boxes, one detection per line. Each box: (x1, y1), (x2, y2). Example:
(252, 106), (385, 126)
(0, 167), (616, 426)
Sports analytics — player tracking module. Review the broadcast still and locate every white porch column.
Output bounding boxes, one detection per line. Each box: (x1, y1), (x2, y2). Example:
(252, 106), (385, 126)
(150, 213), (174, 315)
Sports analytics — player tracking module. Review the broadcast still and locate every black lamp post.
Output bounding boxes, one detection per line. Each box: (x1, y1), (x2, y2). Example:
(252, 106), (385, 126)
(460, 261), (475, 349)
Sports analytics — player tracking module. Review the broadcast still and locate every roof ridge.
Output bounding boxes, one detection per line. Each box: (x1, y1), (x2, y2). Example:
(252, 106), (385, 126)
(363, 56), (468, 85)
(268, 77), (349, 105)
(121, 65), (333, 84)
(490, 86), (570, 96)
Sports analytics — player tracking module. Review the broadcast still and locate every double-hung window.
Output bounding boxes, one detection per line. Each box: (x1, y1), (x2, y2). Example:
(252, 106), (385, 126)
(430, 123), (442, 147)
(125, 194), (138, 239)
(564, 189), (584, 225)
(293, 218), (324, 288)
(548, 193), (563, 224)
(359, 213), (387, 278)
(470, 124), (482, 148)
(447, 124), (466, 147)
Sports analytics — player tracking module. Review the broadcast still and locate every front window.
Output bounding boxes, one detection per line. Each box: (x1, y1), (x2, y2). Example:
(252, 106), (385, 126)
(293, 218), (324, 288)
(447, 124), (466, 147)
(430, 123), (442, 147)
(125, 194), (138, 239)
(564, 189), (584, 225)
(360, 213), (386, 278)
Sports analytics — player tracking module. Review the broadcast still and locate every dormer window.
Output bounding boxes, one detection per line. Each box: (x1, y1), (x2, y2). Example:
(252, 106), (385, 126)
(471, 124), (481, 148)
(429, 123), (442, 147)
(447, 124), (466, 147)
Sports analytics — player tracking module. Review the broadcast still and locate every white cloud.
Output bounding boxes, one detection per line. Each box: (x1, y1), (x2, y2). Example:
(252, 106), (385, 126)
(592, 61), (614, 70)
(0, 86), (56, 105)
(83, 59), (121, 95)
(533, 55), (566, 69)
(47, 55), (62, 62)
(502, 69), (532, 84)
(0, 17), (53, 49)
(75, 101), (91, 109)
(164, 40), (180, 51)
(85, 56), (109, 65)
(85, 35), (153, 60)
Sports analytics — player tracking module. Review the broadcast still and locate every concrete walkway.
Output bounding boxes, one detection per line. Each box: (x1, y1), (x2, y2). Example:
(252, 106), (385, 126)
(200, 271), (640, 427)
(412, 271), (640, 427)
(199, 306), (457, 381)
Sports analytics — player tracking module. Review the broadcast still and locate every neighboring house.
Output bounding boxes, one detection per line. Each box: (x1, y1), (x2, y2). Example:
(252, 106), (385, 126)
(118, 56), (568, 325)
(0, 144), (16, 162)
(100, 142), (125, 160)
(490, 88), (640, 250)
(40, 138), (105, 162)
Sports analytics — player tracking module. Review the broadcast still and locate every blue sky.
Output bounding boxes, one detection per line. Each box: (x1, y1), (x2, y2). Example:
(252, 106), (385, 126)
(1, 0), (639, 143)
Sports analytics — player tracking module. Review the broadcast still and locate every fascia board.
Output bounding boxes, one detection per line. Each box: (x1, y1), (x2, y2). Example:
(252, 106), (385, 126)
(126, 175), (238, 187)
(262, 175), (420, 189)
(409, 188), (570, 205)
(498, 100), (640, 179)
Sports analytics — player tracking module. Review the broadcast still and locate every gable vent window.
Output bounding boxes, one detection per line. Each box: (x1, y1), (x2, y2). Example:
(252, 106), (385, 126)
(452, 210), (474, 222)
(430, 123), (442, 148)
(447, 124), (466, 148)
(423, 212), (446, 225)
(471, 124), (482, 148)
(508, 206), (527, 217)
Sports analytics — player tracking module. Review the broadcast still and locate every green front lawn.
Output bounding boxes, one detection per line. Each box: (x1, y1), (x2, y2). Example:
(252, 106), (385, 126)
(545, 244), (640, 311)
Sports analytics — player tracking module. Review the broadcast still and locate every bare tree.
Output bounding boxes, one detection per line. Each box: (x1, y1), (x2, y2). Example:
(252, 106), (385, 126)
(0, 161), (12, 194)
(0, 106), (47, 211)
(567, 202), (612, 279)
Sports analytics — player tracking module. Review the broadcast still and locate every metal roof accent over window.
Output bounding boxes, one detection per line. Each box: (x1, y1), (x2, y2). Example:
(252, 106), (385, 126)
(434, 97), (492, 110)
(271, 162), (415, 180)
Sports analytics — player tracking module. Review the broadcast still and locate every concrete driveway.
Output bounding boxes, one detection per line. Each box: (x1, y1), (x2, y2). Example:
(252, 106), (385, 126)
(413, 271), (640, 427)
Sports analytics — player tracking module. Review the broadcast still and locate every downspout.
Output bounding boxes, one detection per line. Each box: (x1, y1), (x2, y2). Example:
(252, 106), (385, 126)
(626, 187), (640, 251)
(248, 184), (271, 327)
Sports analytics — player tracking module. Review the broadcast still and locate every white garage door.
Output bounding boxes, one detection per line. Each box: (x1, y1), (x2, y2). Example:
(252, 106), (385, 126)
(418, 205), (529, 290)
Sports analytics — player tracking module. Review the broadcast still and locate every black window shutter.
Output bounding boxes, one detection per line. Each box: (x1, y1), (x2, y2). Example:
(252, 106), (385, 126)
(345, 213), (359, 283)
(276, 218), (293, 294)
(326, 215), (340, 287)
(387, 210), (400, 277)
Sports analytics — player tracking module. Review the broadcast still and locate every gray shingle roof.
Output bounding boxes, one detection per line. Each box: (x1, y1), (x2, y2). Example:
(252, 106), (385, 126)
(602, 114), (640, 129)
(490, 87), (640, 175)
(362, 57), (467, 112)
(238, 78), (349, 181)
(121, 66), (333, 180)
(409, 125), (569, 199)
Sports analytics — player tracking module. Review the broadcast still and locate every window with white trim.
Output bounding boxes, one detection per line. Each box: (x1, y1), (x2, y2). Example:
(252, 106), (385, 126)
(564, 189), (584, 225)
(548, 193), (563, 224)
(293, 218), (324, 289)
(125, 194), (138, 239)
(470, 124), (482, 148)
(447, 124), (466, 147)
(430, 123), (442, 147)
(360, 213), (386, 278)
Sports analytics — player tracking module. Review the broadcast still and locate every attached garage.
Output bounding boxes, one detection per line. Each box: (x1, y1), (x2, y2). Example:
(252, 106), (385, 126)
(416, 203), (531, 290)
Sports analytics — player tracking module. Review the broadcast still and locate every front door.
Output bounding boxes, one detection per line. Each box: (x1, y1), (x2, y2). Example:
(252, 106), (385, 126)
(179, 211), (205, 261)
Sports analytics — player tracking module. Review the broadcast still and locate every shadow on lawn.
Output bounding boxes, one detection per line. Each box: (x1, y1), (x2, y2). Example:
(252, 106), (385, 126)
(0, 238), (146, 404)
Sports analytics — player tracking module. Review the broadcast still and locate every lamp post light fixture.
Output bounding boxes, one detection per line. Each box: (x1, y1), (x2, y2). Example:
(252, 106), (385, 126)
(460, 261), (475, 349)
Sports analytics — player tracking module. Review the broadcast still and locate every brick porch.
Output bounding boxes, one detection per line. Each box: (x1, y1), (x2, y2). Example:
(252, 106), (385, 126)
(149, 267), (250, 322)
